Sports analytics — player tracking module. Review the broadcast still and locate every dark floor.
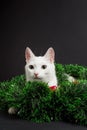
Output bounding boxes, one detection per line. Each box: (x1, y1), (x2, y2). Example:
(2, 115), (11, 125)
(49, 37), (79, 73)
(0, 112), (87, 130)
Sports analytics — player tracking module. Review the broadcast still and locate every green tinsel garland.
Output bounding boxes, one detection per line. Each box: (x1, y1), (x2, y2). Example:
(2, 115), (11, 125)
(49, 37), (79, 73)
(0, 64), (87, 126)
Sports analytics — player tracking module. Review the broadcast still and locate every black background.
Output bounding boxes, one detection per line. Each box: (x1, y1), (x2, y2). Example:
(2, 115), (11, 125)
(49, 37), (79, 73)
(0, 0), (87, 129)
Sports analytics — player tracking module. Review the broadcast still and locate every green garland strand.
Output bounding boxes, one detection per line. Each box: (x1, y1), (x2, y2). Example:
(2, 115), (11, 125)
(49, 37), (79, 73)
(0, 64), (87, 126)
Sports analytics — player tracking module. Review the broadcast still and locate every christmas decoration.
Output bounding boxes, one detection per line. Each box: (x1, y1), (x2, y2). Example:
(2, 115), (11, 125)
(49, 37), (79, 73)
(0, 64), (87, 126)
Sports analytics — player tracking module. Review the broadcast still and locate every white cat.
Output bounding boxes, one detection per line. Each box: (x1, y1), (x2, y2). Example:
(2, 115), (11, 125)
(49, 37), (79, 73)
(8, 47), (58, 115)
(24, 47), (76, 85)
(25, 47), (58, 87)
(8, 47), (76, 115)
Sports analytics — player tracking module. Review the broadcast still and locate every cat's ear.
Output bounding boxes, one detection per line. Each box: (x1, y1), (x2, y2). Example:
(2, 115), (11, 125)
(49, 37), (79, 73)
(44, 47), (55, 63)
(25, 47), (35, 63)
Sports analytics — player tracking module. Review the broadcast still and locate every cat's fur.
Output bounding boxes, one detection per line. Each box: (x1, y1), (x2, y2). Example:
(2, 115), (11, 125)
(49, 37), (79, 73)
(25, 47), (58, 87)
(8, 47), (58, 115)
(8, 47), (76, 115)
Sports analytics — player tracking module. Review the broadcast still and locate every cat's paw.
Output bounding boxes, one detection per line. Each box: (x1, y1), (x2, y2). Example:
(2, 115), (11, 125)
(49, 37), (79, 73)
(68, 76), (79, 84)
(67, 75), (75, 83)
(8, 107), (17, 114)
(72, 79), (79, 84)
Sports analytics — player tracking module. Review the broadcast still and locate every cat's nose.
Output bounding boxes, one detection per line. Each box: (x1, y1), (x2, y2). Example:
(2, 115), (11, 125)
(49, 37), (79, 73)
(34, 73), (38, 77)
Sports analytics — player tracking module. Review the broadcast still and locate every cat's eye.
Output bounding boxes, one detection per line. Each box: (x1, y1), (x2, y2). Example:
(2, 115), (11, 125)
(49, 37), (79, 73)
(29, 65), (34, 69)
(41, 65), (47, 69)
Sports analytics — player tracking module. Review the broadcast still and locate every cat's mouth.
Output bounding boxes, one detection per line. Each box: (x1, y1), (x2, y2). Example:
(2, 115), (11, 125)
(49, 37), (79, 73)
(34, 77), (42, 80)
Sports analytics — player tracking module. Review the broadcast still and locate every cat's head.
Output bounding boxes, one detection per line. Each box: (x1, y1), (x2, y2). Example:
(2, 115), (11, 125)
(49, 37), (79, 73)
(25, 47), (56, 82)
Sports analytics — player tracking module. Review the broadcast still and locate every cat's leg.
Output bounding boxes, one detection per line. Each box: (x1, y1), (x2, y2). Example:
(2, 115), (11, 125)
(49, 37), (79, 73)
(64, 73), (78, 84)
(8, 107), (17, 114)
